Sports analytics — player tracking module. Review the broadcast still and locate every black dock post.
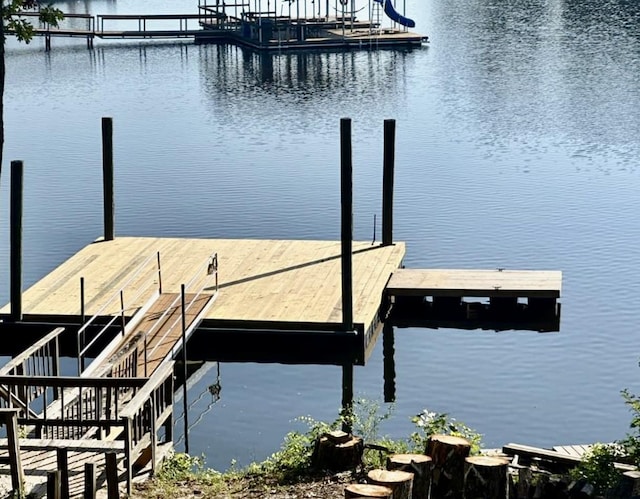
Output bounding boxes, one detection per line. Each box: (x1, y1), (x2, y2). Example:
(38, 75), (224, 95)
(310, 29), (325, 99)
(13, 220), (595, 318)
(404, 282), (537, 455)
(10, 160), (23, 322)
(382, 119), (396, 246)
(340, 118), (354, 331)
(341, 364), (354, 433)
(102, 117), (114, 241)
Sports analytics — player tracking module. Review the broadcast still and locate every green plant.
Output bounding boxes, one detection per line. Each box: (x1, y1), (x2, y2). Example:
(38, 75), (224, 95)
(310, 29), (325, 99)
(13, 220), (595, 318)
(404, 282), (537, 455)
(569, 443), (623, 495)
(620, 387), (640, 466)
(155, 452), (219, 483)
(409, 409), (483, 454)
(342, 398), (410, 469)
(248, 415), (335, 480)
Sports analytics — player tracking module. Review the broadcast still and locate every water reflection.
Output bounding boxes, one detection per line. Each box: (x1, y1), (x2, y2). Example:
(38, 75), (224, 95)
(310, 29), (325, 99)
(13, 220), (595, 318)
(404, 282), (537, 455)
(198, 44), (417, 114)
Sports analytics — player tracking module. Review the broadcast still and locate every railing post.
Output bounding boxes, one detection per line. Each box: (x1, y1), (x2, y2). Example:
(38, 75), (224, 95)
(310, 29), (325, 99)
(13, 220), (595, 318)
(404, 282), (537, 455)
(181, 284), (189, 454)
(57, 449), (70, 499)
(144, 333), (148, 377)
(157, 251), (162, 294)
(122, 418), (132, 497)
(106, 450), (120, 499)
(120, 289), (126, 334)
(47, 470), (61, 499)
(79, 276), (86, 375)
(84, 462), (97, 499)
(149, 397), (157, 475)
(5, 409), (24, 497)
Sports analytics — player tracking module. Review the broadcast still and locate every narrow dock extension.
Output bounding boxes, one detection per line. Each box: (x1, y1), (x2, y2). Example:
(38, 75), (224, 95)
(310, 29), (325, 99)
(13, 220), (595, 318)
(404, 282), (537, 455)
(385, 268), (561, 313)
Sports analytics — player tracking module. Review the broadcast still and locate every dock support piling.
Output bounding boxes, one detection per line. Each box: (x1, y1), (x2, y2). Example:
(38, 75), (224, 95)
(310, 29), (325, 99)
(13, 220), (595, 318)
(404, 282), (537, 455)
(382, 119), (395, 246)
(10, 160), (23, 322)
(340, 118), (354, 331)
(102, 117), (115, 241)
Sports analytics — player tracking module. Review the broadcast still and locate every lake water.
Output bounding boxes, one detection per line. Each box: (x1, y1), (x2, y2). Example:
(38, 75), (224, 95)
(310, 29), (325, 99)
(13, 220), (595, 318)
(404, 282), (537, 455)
(1, 0), (640, 471)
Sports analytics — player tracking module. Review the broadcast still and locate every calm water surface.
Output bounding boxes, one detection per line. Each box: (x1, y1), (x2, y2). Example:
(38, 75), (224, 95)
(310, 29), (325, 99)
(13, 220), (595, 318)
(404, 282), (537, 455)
(1, 0), (640, 470)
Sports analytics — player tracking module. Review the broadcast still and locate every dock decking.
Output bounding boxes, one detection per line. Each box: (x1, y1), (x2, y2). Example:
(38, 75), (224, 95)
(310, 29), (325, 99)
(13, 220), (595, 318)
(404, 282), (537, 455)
(8, 236), (404, 328)
(386, 269), (562, 300)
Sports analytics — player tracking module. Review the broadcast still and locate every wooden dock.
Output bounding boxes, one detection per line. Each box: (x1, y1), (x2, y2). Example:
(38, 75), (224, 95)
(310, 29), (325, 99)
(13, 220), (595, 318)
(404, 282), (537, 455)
(386, 268), (562, 300)
(384, 268), (562, 332)
(10, 9), (428, 51)
(2, 236), (406, 365)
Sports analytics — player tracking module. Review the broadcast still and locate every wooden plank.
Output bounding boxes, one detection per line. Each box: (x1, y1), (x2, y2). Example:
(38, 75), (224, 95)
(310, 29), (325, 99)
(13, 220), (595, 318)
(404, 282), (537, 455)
(503, 443), (635, 471)
(553, 445), (584, 457)
(387, 269), (562, 299)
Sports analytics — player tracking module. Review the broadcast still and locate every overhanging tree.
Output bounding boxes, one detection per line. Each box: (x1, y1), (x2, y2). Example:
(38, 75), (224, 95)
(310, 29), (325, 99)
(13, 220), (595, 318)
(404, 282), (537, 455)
(0, 0), (63, 180)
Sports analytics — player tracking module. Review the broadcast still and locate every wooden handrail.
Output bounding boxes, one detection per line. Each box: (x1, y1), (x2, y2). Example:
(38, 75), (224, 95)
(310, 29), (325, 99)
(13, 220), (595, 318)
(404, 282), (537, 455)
(0, 375), (147, 389)
(0, 327), (64, 375)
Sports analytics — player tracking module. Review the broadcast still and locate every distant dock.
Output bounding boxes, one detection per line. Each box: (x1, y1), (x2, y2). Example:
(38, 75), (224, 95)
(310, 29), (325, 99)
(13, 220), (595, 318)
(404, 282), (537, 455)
(11, 0), (428, 51)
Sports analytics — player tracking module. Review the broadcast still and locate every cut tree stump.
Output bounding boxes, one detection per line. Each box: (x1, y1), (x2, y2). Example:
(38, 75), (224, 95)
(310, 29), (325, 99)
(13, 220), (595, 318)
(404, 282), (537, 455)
(345, 483), (394, 498)
(426, 434), (471, 499)
(312, 432), (364, 471)
(386, 453), (432, 499)
(463, 455), (509, 499)
(367, 468), (414, 499)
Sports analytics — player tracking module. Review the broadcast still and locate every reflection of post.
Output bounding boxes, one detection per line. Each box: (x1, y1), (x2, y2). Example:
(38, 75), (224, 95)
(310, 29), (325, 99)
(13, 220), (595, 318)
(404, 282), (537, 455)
(383, 323), (396, 403)
(341, 364), (354, 432)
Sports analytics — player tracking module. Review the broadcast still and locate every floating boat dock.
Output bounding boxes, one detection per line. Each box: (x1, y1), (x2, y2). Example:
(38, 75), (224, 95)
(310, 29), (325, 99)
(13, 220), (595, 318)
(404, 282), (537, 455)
(12, 0), (428, 51)
(0, 118), (561, 497)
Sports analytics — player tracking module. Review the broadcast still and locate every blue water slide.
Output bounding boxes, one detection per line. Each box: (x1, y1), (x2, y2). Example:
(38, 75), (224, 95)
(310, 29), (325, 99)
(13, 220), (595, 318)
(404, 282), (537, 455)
(373, 0), (415, 28)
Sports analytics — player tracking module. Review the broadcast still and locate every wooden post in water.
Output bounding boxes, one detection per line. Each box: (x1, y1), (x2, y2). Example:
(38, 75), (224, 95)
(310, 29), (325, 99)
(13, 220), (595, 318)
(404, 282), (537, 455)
(102, 117), (115, 241)
(10, 160), (23, 321)
(341, 363), (354, 433)
(340, 118), (354, 432)
(382, 119), (396, 246)
(340, 118), (353, 331)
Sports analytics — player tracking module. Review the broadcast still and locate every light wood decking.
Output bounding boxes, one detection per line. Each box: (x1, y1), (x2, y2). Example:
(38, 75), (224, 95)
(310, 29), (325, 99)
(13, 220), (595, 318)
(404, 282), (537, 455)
(386, 269), (562, 299)
(5, 237), (406, 334)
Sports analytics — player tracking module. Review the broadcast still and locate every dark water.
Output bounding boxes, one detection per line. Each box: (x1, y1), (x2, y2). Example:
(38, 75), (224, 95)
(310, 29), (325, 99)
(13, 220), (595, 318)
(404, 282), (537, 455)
(2, 0), (640, 470)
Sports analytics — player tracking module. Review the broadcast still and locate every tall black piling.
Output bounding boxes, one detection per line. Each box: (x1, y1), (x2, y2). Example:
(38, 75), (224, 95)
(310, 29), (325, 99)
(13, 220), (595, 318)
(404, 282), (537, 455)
(102, 117), (114, 241)
(10, 160), (23, 321)
(382, 119), (396, 246)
